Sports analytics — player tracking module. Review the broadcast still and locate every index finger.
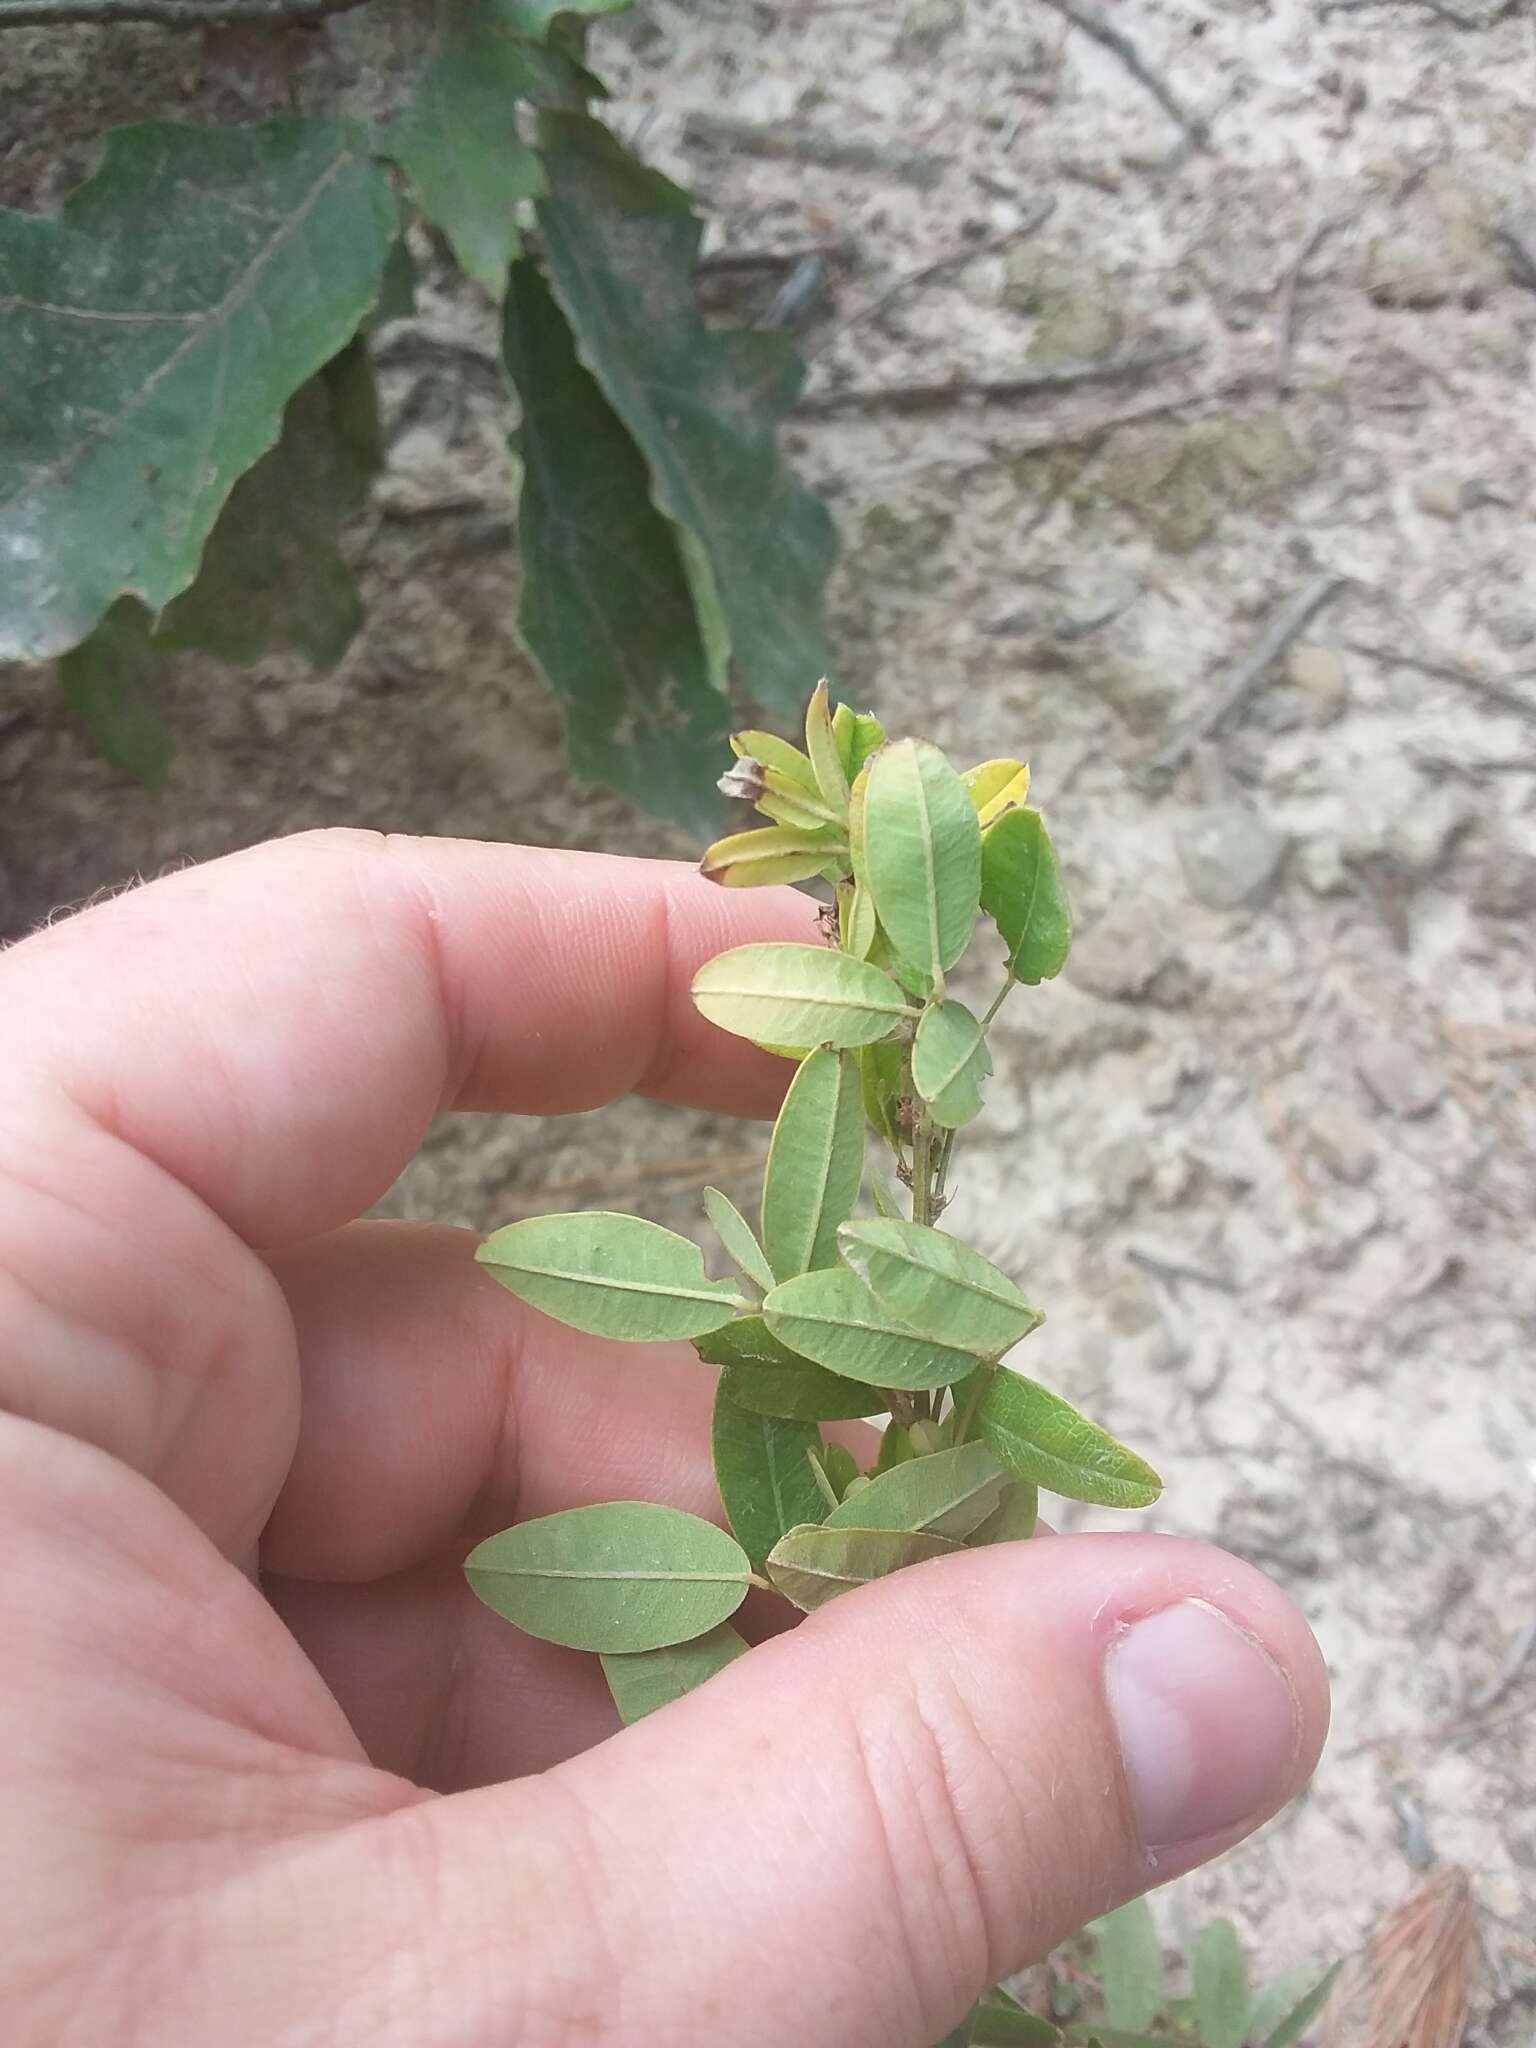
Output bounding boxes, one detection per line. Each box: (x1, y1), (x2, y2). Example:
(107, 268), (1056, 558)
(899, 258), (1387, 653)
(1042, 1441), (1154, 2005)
(2, 829), (815, 1247)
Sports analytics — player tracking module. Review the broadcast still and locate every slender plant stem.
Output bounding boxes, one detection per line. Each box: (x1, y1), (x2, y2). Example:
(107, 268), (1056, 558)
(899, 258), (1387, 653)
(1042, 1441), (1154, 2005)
(746, 1572), (773, 1593)
(980, 980), (1015, 1032)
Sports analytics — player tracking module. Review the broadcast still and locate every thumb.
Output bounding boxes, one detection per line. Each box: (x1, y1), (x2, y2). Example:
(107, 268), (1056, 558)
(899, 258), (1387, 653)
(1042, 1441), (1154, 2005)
(363, 1533), (1328, 2048)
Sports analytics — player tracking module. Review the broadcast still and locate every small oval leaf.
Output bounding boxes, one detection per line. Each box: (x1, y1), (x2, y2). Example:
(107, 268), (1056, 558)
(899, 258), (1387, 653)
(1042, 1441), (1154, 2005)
(804, 678), (851, 819)
(699, 824), (842, 888)
(600, 1623), (749, 1725)
(979, 805), (1071, 984)
(465, 1502), (752, 1653)
(477, 1212), (742, 1341)
(761, 1047), (866, 1282)
(764, 1267), (985, 1390)
(1093, 1897), (1163, 2032)
(692, 943), (912, 1051)
(694, 1315), (875, 1421)
(765, 1522), (961, 1611)
(824, 1440), (1006, 1540)
(864, 737), (982, 983)
(970, 1366), (1163, 1509)
(703, 1186), (776, 1294)
(911, 998), (993, 1128)
(838, 1217), (1040, 1358)
(712, 1381), (827, 1567)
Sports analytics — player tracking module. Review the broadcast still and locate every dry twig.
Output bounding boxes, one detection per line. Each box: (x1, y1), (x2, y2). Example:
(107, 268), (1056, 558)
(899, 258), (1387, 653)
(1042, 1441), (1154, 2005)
(1276, 214), (1348, 383)
(1343, 638), (1536, 722)
(1036, 0), (1214, 154)
(795, 342), (1200, 417)
(813, 200), (1055, 356)
(0, 0), (364, 20)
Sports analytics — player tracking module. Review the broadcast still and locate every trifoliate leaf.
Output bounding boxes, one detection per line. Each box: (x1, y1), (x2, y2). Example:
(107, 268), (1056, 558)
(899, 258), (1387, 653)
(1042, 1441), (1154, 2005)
(979, 806), (1072, 985)
(711, 1382), (827, 1567)
(1092, 1898), (1163, 2032)
(0, 118), (397, 661)
(964, 758), (1031, 829)
(765, 1523), (960, 1612)
(534, 111), (836, 713)
(1194, 1919), (1250, 2048)
(691, 944), (912, 1051)
(702, 1188), (776, 1294)
(477, 1211), (743, 1340)
(600, 1622), (749, 1725)
(465, 1501), (751, 1652)
(761, 1048), (865, 1282)
(502, 259), (728, 838)
(699, 824), (843, 888)
(694, 1316), (874, 1422)
(803, 678), (851, 819)
(967, 1367), (1162, 1509)
(384, 0), (548, 296)
(863, 739), (981, 985)
(824, 1440), (1006, 1541)
(911, 998), (993, 1129)
(837, 1219), (1041, 1358)
(967, 1478), (1040, 1546)
(764, 1267), (985, 1390)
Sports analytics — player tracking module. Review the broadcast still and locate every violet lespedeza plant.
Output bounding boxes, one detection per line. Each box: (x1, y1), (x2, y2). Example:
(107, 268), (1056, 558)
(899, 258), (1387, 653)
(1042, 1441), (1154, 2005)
(464, 684), (1161, 1726)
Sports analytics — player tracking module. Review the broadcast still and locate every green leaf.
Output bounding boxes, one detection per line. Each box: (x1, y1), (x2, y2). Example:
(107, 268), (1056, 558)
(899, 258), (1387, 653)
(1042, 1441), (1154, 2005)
(765, 1523), (960, 1611)
(600, 1621), (748, 1724)
(1256, 1963), (1341, 2048)
(1092, 1897), (1163, 2032)
(832, 704), (887, 783)
(502, 259), (728, 838)
(1245, 1970), (1315, 2048)
(477, 1211), (742, 1340)
(1193, 1919), (1249, 2048)
(818, 1441), (860, 1500)
(970, 1987), (1062, 2045)
(764, 1267), (985, 1390)
(703, 1188), (775, 1294)
(912, 998), (994, 1129)
(694, 1316), (874, 1421)
(967, 1478), (1040, 1546)
(874, 1419), (914, 1474)
(840, 878), (879, 959)
(804, 678), (851, 818)
(0, 118), (396, 662)
(761, 1048), (865, 1282)
(499, 0), (629, 34)
(824, 1440), (1006, 1540)
(150, 344), (381, 669)
(732, 728), (820, 793)
(863, 739), (982, 984)
(700, 825), (841, 887)
(969, 1368), (1163, 1509)
(980, 807), (1072, 985)
(692, 944), (912, 1052)
(858, 1038), (908, 1151)
(385, 0), (548, 296)
(465, 1501), (751, 1652)
(868, 1165), (906, 1220)
(712, 1381), (826, 1567)
(533, 111), (837, 712)
(839, 1218), (1040, 1358)
(57, 600), (171, 788)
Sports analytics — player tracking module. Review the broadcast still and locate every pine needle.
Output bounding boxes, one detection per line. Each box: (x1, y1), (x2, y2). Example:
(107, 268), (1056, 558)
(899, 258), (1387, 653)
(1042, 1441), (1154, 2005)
(1325, 1867), (1476, 2048)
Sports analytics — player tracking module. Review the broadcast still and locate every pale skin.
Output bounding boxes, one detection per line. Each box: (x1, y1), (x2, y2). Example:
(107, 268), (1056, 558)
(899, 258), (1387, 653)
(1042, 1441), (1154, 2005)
(0, 830), (1329, 2047)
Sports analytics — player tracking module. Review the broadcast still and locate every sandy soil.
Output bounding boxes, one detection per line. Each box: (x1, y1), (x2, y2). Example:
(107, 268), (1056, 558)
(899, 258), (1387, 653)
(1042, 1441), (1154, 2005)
(2, 0), (1534, 2036)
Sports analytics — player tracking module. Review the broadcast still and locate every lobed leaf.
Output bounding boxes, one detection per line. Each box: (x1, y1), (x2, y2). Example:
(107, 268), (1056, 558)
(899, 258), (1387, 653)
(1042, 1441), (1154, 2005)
(702, 1188), (776, 1294)
(477, 1211), (743, 1340)
(761, 1048), (866, 1282)
(765, 1523), (960, 1611)
(692, 944), (912, 1052)
(764, 1267), (984, 1390)
(911, 998), (993, 1129)
(502, 259), (729, 836)
(838, 1218), (1040, 1358)
(966, 1477), (1040, 1546)
(824, 1440), (1007, 1541)
(979, 807), (1072, 985)
(967, 1368), (1162, 1509)
(600, 1622), (749, 1725)
(465, 1501), (751, 1653)
(863, 739), (982, 984)
(700, 824), (842, 888)
(1193, 1918), (1249, 2048)
(534, 111), (836, 713)
(1, 118), (396, 662)
(712, 1382), (827, 1566)
(1092, 1897), (1163, 2033)
(694, 1316), (874, 1421)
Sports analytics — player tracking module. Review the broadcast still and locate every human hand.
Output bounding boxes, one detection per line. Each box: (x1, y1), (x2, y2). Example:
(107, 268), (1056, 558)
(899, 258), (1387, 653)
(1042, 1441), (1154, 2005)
(0, 831), (1328, 2047)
